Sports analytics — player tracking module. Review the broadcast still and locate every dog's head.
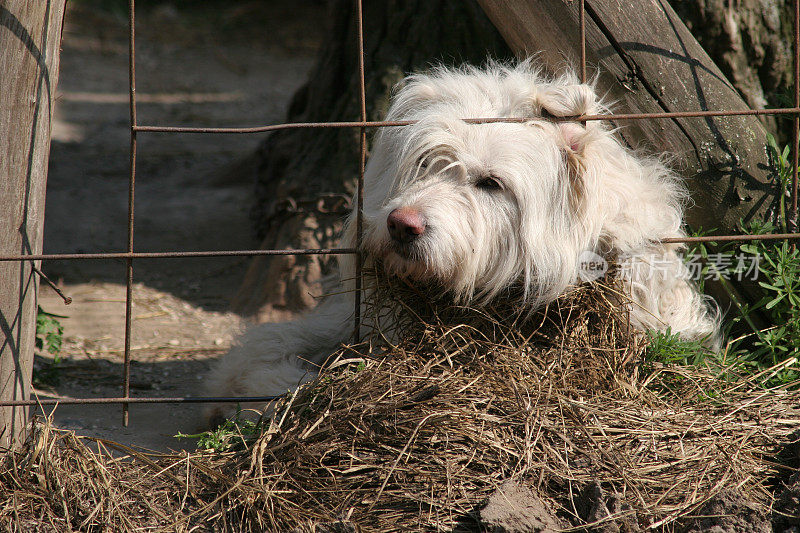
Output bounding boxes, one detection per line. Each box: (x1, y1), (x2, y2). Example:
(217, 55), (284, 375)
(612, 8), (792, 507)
(342, 61), (685, 306)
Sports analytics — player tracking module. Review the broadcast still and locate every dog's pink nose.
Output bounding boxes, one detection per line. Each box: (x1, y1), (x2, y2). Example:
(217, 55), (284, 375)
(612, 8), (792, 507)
(387, 207), (426, 243)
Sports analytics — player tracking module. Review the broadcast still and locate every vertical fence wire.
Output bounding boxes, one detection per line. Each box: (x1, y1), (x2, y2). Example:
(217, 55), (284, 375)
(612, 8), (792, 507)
(353, 0), (367, 342)
(579, 0), (586, 84)
(123, 0), (138, 426)
(793, 0), (800, 234)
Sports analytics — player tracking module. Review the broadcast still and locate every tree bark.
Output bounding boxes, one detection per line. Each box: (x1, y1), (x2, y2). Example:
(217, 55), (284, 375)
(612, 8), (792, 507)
(233, 0), (513, 319)
(0, 0), (65, 450)
(668, 0), (794, 144)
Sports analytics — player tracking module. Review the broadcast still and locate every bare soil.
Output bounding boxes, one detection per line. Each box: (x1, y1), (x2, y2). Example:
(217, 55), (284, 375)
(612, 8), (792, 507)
(35, 1), (324, 451)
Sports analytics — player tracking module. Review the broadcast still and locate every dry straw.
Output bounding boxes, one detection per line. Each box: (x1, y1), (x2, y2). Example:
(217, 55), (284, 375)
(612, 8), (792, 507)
(2, 272), (800, 531)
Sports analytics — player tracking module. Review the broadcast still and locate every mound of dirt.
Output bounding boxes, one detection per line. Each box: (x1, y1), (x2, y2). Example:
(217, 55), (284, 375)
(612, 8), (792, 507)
(481, 480), (564, 533)
(682, 491), (771, 533)
(3, 277), (800, 531)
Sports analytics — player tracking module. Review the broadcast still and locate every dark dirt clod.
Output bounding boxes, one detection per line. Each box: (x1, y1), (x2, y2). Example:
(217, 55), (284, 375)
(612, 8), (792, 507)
(575, 482), (641, 533)
(774, 474), (800, 532)
(682, 490), (771, 533)
(481, 480), (564, 533)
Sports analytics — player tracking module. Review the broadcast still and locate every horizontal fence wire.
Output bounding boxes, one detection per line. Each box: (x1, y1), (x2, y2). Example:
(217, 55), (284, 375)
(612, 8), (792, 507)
(4, 234), (800, 264)
(0, 396), (282, 407)
(127, 106), (800, 134)
(3, 0), (800, 410)
(0, 249), (357, 261)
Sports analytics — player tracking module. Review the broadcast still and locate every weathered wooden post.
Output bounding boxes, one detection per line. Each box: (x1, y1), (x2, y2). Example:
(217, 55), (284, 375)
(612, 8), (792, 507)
(0, 0), (66, 449)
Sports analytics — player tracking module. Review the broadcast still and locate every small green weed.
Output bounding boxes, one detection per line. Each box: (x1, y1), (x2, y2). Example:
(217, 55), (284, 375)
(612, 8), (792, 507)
(32, 306), (67, 387)
(721, 134), (800, 383)
(766, 133), (794, 233)
(175, 410), (262, 452)
(647, 136), (800, 387)
(734, 221), (800, 380)
(36, 306), (65, 361)
(645, 328), (715, 367)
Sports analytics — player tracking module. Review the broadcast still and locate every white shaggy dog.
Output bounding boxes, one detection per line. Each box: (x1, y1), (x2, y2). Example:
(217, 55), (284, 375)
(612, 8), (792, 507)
(204, 61), (718, 423)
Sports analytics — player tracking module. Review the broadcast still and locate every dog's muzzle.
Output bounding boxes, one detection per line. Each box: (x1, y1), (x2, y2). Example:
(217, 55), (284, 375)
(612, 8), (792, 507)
(386, 207), (427, 260)
(387, 207), (426, 244)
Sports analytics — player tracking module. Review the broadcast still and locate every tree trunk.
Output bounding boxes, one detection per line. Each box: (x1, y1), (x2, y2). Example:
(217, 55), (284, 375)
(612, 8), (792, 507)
(0, 0), (65, 450)
(668, 0), (794, 145)
(233, 0), (513, 319)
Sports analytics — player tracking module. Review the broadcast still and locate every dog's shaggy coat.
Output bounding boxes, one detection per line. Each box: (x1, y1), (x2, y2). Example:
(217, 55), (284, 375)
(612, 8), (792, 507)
(204, 62), (718, 421)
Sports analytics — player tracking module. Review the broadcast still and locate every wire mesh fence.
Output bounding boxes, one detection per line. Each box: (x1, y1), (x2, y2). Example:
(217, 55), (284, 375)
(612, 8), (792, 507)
(1, 0), (800, 429)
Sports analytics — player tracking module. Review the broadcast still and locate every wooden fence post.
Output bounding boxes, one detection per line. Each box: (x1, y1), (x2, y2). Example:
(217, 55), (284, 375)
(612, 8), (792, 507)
(0, 0), (66, 450)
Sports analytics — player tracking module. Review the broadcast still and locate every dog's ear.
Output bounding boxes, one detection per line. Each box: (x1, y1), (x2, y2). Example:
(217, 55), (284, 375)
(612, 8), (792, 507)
(536, 82), (598, 183)
(558, 122), (591, 175)
(536, 83), (597, 118)
(557, 121), (592, 212)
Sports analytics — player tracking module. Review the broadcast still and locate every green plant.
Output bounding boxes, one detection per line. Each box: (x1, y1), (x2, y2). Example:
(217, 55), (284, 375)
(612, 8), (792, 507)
(647, 137), (800, 387)
(36, 306), (65, 361)
(645, 328), (715, 367)
(766, 133), (794, 233)
(33, 307), (67, 387)
(734, 221), (800, 379)
(715, 136), (800, 385)
(175, 410), (262, 452)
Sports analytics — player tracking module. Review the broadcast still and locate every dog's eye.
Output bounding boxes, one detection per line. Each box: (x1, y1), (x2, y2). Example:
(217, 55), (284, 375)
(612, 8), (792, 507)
(475, 176), (504, 191)
(416, 156), (429, 173)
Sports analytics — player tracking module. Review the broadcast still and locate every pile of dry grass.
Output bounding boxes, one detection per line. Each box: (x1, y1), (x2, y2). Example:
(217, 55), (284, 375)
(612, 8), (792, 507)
(2, 275), (800, 532)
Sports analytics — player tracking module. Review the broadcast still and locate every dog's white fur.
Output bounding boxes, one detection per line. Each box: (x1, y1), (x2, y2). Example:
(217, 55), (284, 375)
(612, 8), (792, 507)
(204, 61), (718, 423)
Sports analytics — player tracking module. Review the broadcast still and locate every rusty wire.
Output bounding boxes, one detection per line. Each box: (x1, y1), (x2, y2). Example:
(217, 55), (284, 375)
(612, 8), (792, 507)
(579, 0), (586, 84)
(0, 396), (281, 407)
(354, 0), (367, 343)
(794, 0), (800, 233)
(31, 266), (71, 305)
(2, 0), (800, 412)
(122, 0), (137, 427)
(0, 249), (356, 262)
(125, 106), (800, 134)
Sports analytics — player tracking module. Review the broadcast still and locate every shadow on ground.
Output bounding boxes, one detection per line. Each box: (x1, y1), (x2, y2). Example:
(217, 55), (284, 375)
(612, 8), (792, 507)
(36, 1), (324, 450)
